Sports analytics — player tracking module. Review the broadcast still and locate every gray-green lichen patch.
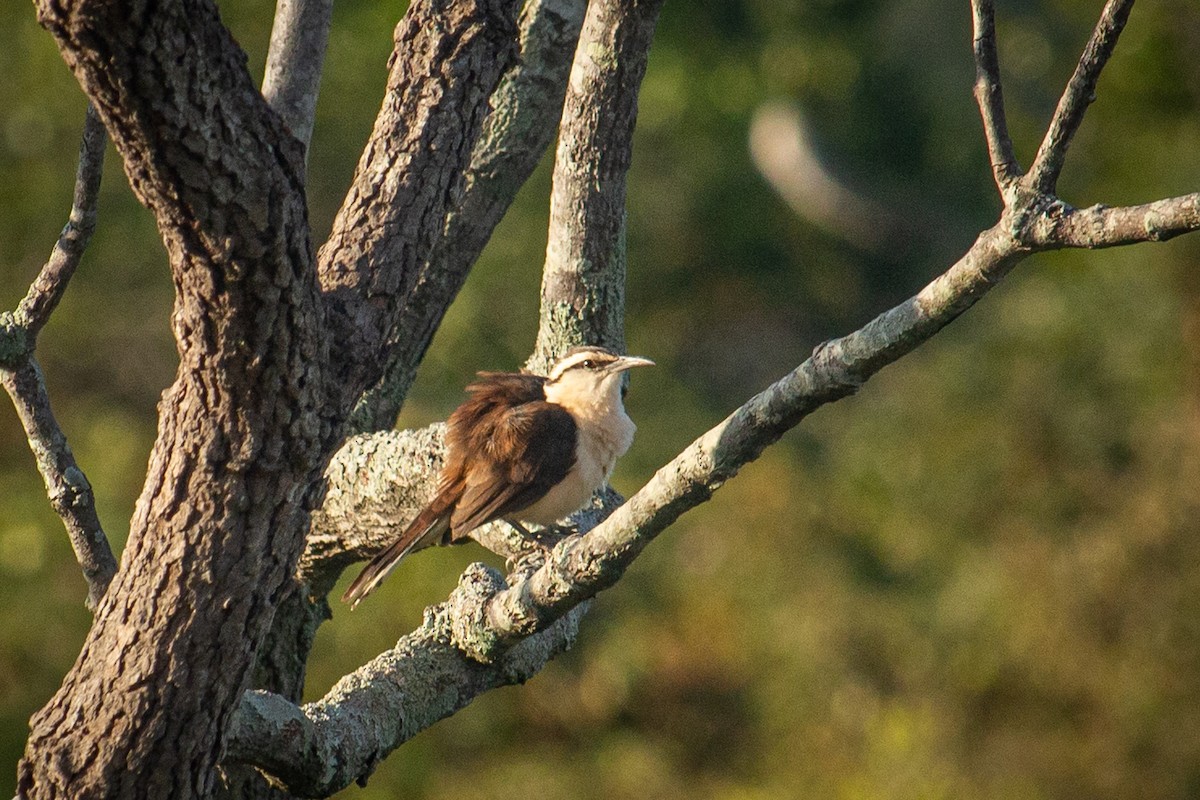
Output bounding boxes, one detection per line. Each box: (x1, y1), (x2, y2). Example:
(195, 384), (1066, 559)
(0, 312), (29, 367)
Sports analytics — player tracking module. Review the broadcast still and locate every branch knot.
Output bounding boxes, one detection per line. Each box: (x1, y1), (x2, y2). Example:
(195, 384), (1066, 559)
(448, 562), (508, 663)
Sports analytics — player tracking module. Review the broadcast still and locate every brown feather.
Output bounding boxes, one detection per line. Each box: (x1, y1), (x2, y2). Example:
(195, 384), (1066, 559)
(340, 486), (455, 607)
(342, 371), (577, 606)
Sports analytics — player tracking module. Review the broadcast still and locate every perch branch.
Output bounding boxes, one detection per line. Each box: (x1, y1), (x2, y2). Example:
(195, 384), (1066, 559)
(1026, 0), (1134, 194)
(970, 0), (1021, 195)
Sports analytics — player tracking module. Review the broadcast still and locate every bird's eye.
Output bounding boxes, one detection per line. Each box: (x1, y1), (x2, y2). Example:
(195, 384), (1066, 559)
(582, 359), (595, 369)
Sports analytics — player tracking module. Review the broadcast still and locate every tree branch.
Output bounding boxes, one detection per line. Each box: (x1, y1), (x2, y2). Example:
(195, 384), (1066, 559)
(528, 0), (665, 373)
(1025, 0), (1135, 194)
(317, 0), (522, 411)
(481, 221), (1026, 646)
(14, 104), (105, 340)
(348, 0), (588, 432)
(1029, 193), (1200, 249)
(226, 567), (588, 797)
(261, 0), (334, 157)
(0, 105), (114, 611)
(970, 0), (1021, 196)
(300, 426), (447, 593)
(0, 358), (115, 609)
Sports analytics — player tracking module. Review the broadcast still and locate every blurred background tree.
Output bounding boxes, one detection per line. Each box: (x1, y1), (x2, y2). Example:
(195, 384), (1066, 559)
(2, 0), (1199, 797)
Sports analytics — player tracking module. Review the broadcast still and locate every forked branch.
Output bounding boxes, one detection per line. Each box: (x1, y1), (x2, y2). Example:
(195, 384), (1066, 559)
(1, 105), (114, 610)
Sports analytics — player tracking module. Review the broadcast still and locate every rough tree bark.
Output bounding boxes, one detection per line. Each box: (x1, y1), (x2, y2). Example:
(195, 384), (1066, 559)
(6, 0), (1200, 797)
(15, 0), (521, 796)
(18, 0), (332, 794)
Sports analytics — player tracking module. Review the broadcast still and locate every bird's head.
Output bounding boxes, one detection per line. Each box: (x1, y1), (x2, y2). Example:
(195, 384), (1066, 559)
(543, 345), (654, 411)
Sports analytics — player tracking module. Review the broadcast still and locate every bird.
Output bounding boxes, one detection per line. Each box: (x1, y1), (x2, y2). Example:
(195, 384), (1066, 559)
(342, 345), (653, 607)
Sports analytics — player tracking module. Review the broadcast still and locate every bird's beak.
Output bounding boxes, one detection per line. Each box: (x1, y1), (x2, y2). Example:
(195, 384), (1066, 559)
(612, 355), (655, 372)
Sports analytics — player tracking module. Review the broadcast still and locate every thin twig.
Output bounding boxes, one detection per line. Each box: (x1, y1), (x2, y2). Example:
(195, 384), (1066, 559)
(970, 0), (1021, 196)
(15, 105), (105, 339)
(3, 105), (114, 610)
(0, 358), (116, 609)
(1025, 0), (1135, 194)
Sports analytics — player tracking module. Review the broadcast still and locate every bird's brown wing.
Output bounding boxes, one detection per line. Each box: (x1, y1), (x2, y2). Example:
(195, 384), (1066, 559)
(451, 401), (577, 535)
(342, 372), (569, 608)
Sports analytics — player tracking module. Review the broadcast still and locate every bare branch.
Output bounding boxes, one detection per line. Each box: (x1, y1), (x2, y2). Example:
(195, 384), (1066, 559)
(261, 0), (333, 157)
(317, 0), (522, 412)
(481, 191), (1200, 647)
(1029, 193), (1200, 249)
(1025, 0), (1135, 194)
(970, 0), (1021, 196)
(15, 105), (105, 339)
(348, 0), (588, 432)
(483, 222), (1026, 646)
(528, 0), (666, 373)
(226, 569), (587, 797)
(0, 358), (115, 609)
(0, 105), (114, 611)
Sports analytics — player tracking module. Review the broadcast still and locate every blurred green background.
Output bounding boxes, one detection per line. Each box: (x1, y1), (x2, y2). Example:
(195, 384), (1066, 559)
(3, 0), (1200, 797)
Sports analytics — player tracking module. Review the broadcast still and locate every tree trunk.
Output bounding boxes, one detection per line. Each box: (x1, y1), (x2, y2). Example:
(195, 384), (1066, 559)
(17, 0), (331, 796)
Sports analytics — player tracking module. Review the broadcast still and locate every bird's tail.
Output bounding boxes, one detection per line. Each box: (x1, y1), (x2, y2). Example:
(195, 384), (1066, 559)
(342, 492), (454, 608)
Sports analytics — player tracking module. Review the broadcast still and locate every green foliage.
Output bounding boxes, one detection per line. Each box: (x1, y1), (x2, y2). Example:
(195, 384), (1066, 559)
(3, 0), (1200, 797)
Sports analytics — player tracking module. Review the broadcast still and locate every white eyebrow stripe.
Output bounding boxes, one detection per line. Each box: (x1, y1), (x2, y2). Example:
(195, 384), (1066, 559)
(547, 350), (617, 382)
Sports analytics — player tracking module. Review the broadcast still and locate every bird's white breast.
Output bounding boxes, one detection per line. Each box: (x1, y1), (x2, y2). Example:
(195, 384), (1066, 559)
(516, 404), (636, 526)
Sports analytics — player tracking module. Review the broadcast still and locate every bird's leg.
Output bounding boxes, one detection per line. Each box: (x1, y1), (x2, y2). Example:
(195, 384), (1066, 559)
(501, 520), (571, 573)
(511, 520), (569, 548)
